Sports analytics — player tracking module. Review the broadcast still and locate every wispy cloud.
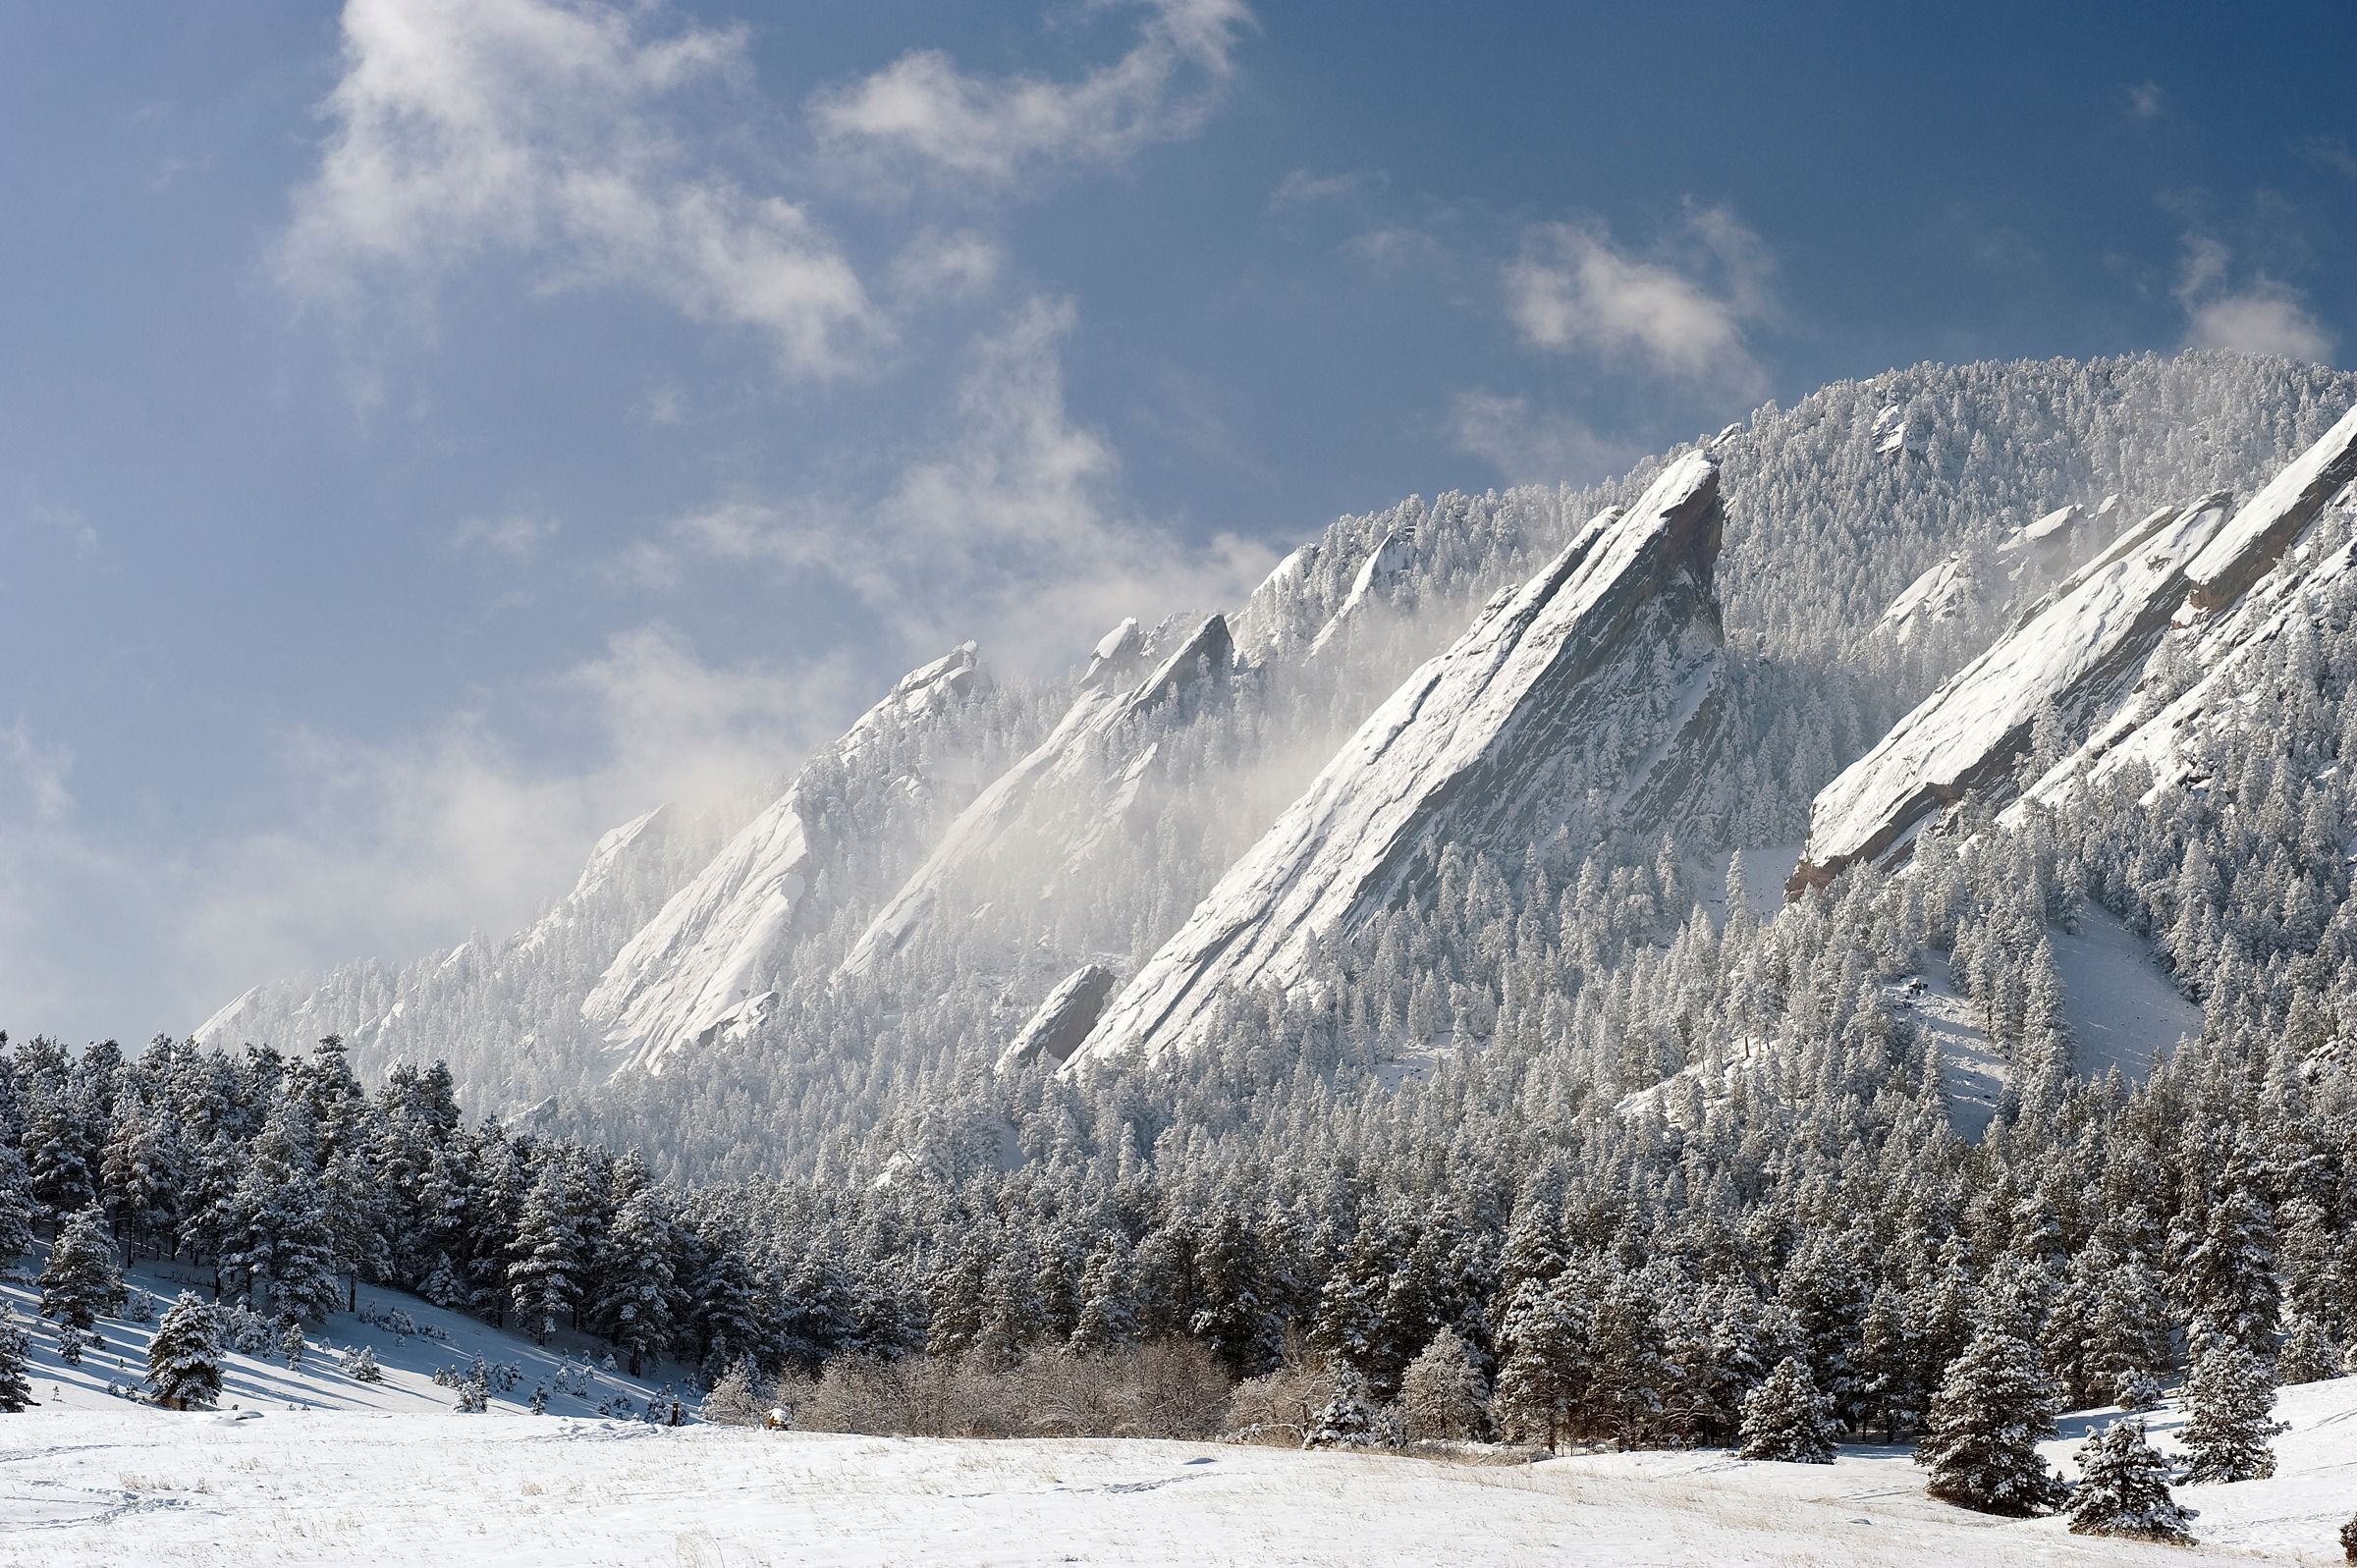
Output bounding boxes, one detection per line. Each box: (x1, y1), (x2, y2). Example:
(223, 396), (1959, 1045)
(1267, 167), (1383, 212)
(652, 296), (1273, 673)
(3, 720), (75, 825)
(1505, 204), (1774, 397)
(2301, 135), (2357, 179)
(2175, 234), (2335, 362)
(2125, 80), (2165, 120)
(451, 512), (562, 560)
(810, 0), (1254, 191)
(1447, 393), (1636, 487)
(276, 0), (881, 378)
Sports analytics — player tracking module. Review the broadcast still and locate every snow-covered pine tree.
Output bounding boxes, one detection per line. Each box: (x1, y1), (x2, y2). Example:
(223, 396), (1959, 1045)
(685, 1227), (766, 1378)
(591, 1185), (679, 1378)
(1399, 1327), (1487, 1441)
(2181, 1341), (2285, 1484)
(145, 1292), (222, 1411)
(279, 1317), (305, 1371)
(1914, 1325), (2067, 1515)
(1491, 1272), (1595, 1450)
(38, 1206), (123, 1338)
(2068, 1419), (2196, 1543)
(339, 1343), (381, 1382)
(0, 1150), (35, 1268)
(0, 1303), (31, 1412)
(506, 1160), (589, 1345)
(1738, 1356), (1838, 1463)
(2174, 1146), (2280, 1355)
(1303, 1365), (1386, 1448)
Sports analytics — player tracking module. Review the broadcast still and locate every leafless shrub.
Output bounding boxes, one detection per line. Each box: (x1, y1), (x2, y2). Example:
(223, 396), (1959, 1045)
(1225, 1361), (1339, 1446)
(793, 1340), (1231, 1439)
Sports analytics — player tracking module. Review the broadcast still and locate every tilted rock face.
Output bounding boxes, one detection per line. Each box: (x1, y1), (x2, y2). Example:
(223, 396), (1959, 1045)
(583, 645), (984, 1075)
(2010, 406), (2357, 815)
(996, 963), (1119, 1071)
(1791, 498), (2230, 890)
(1795, 401), (2357, 891)
(1069, 452), (1727, 1068)
(836, 615), (1233, 979)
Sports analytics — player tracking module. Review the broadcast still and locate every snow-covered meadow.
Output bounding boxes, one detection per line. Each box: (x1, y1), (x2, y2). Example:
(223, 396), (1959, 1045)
(0, 1373), (2348, 1564)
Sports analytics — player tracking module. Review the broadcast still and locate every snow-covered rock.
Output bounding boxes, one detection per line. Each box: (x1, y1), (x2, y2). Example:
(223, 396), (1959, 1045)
(584, 646), (985, 1075)
(838, 617), (1233, 979)
(1872, 405), (1926, 462)
(2185, 401), (2357, 611)
(1233, 544), (1319, 659)
(1791, 398), (2357, 886)
(1800, 402), (2357, 892)
(996, 962), (1119, 1071)
(1306, 531), (1414, 656)
(1791, 494), (2233, 889)
(1868, 551), (1981, 647)
(1071, 453), (1728, 1068)
(1995, 502), (2082, 576)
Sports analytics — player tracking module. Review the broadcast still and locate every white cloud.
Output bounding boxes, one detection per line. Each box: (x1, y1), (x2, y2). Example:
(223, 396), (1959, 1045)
(2126, 81), (2165, 120)
(1267, 167), (1382, 212)
(1447, 393), (1635, 487)
(2303, 135), (2357, 179)
(276, 0), (881, 377)
(810, 0), (1253, 189)
(1505, 205), (1773, 396)
(888, 229), (1007, 302)
(659, 296), (1274, 674)
(3, 720), (74, 825)
(2175, 235), (2336, 362)
(451, 512), (561, 560)
(0, 623), (860, 1042)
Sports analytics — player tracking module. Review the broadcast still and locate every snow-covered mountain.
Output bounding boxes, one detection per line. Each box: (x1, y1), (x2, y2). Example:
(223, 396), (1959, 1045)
(1074, 453), (1730, 1067)
(194, 796), (715, 1106)
(1795, 402), (2357, 890)
(838, 614), (1233, 980)
(584, 645), (985, 1075)
(192, 351), (2357, 1161)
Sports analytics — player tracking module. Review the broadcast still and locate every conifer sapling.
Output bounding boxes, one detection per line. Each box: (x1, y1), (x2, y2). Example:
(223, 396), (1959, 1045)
(2067, 1419), (2196, 1543)
(1738, 1357), (1839, 1463)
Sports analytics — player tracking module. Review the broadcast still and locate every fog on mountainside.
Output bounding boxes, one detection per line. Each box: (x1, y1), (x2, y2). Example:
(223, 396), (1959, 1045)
(201, 349), (2356, 1177)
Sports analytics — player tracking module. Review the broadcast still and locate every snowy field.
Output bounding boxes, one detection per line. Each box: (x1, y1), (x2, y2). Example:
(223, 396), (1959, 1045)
(0, 1260), (682, 1420)
(0, 1377), (2347, 1565)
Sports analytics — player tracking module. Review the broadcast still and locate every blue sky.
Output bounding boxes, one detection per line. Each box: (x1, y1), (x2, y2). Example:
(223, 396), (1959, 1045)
(2, 0), (2350, 1042)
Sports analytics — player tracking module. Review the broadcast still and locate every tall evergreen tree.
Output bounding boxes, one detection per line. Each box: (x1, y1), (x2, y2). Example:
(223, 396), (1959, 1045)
(507, 1160), (590, 1345)
(2180, 1341), (2285, 1484)
(1914, 1325), (2067, 1516)
(591, 1186), (679, 1377)
(0, 1303), (32, 1413)
(145, 1292), (223, 1411)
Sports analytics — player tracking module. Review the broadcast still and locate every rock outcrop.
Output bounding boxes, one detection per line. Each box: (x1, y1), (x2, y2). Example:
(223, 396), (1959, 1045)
(995, 963), (1119, 1071)
(1069, 453), (1727, 1068)
(1795, 401), (2357, 891)
(836, 616), (1233, 979)
(583, 646), (985, 1074)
